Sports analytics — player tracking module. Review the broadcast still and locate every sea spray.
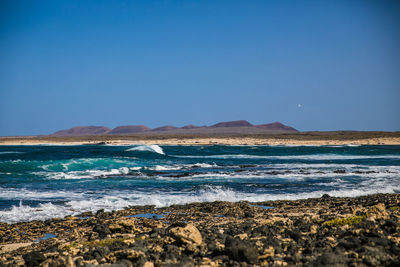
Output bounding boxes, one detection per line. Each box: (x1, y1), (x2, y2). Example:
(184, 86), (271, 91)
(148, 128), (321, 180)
(0, 144), (399, 223)
(126, 144), (165, 154)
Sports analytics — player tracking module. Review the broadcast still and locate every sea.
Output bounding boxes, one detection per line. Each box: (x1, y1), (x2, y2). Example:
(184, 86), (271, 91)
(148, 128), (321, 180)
(0, 144), (399, 223)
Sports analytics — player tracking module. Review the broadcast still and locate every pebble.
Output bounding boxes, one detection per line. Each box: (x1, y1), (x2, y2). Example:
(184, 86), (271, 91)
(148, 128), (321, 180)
(0, 193), (399, 266)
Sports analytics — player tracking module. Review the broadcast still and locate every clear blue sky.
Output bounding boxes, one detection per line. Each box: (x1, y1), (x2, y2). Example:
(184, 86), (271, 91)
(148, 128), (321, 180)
(1, 0), (399, 135)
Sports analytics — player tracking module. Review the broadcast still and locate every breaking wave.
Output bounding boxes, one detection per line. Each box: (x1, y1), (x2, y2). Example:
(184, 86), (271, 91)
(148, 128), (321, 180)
(126, 144), (165, 155)
(1, 144), (399, 223)
(174, 154), (400, 160)
(1, 183), (399, 224)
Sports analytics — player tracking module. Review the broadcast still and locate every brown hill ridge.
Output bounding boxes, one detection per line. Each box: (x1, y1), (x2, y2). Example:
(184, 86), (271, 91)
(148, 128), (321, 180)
(210, 120), (253, 128)
(52, 126), (111, 136)
(151, 125), (178, 131)
(108, 125), (150, 134)
(50, 120), (298, 136)
(181, 124), (204, 129)
(256, 122), (298, 132)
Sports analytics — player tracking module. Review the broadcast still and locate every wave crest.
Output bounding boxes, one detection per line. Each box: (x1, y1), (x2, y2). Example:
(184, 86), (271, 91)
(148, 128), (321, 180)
(1, 184), (400, 223)
(126, 145), (165, 155)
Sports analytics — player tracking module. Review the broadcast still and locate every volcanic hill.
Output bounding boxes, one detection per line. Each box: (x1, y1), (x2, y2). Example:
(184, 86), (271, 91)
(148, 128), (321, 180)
(50, 120), (298, 136)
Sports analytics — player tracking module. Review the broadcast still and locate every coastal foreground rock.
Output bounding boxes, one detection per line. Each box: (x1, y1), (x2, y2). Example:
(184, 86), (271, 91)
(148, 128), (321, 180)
(1, 194), (400, 266)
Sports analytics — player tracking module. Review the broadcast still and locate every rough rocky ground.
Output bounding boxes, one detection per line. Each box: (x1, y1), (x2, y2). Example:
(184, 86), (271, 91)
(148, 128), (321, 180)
(1, 193), (400, 266)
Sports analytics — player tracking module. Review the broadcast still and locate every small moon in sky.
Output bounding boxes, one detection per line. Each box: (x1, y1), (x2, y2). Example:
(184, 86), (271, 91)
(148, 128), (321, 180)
(298, 104), (302, 108)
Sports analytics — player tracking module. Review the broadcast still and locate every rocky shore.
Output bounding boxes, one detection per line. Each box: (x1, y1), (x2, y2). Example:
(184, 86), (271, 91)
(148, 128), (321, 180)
(1, 193), (400, 266)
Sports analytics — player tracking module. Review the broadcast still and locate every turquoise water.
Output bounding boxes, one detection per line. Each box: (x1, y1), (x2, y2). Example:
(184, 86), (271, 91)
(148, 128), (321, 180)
(0, 144), (399, 223)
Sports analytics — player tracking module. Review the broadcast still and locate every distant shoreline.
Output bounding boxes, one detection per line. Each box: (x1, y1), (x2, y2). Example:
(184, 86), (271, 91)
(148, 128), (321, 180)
(1, 131), (400, 146)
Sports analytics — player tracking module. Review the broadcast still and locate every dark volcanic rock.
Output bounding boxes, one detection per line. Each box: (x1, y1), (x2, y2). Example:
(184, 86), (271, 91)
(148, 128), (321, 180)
(314, 252), (348, 266)
(93, 223), (111, 238)
(224, 236), (258, 264)
(360, 246), (393, 266)
(22, 251), (46, 267)
(1, 194), (400, 267)
(108, 125), (150, 134)
(334, 169), (346, 174)
(51, 126), (111, 136)
(210, 120), (253, 128)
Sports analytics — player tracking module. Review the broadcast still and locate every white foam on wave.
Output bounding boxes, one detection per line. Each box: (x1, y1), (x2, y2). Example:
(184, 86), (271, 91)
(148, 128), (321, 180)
(153, 167), (400, 182)
(0, 151), (24, 154)
(0, 188), (85, 200)
(34, 162), (219, 179)
(270, 170), (400, 180)
(256, 185), (400, 201)
(0, 202), (76, 223)
(2, 182), (400, 224)
(36, 164), (400, 181)
(174, 154), (400, 160)
(271, 163), (362, 169)
(0, 186), (241, 223)
(19, 157), (400, 182)
(146, 165), (181, 171)
(192, 163), (217, 168)
(145, 163), (216, 171)
(126, 145), (165, 155)
(33, 161), (218, 180)
(41, 157), (134, 172)
(269, 163), (400, 172)
(1, 159), (22, 163)
(34, 166), (141, 180)
(323, 144), (362, 148)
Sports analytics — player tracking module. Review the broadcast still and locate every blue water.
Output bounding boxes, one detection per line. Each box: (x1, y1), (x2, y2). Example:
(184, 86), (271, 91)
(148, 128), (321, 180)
(127, 213), (165, 219)
(34, 233), (57, 243)
(0, 144), (399, 223)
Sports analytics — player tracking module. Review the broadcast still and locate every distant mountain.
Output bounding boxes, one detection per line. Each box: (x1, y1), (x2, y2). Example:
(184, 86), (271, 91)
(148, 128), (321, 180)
(50, 120), (298, 136)
(181, 124), (203, 129)
(256, 122), (298, 132)
(151, 125), (178, 131)
(51, 126), (110, 136)
(210, 120), (253, 128)
(109, 125), (150, 134)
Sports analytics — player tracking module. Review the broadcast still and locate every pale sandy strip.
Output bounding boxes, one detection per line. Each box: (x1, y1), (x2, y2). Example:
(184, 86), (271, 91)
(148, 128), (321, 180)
(0, 242), (32, 253)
